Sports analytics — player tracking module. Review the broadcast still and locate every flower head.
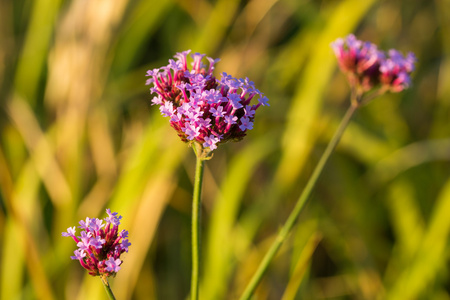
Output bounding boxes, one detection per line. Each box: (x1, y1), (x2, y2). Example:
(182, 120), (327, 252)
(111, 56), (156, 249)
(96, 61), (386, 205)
(146, 50), (268, 153)
(62, 209), (130, 277)
(331, 34), (416, 96)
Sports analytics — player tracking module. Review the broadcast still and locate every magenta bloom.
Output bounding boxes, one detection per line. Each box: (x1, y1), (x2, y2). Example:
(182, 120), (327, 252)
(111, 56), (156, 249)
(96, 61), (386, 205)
(62, 209), (130, 277)
(331, 34), (416, 94)
(146, 50), (268, 151)
(379, 49), (416, 92)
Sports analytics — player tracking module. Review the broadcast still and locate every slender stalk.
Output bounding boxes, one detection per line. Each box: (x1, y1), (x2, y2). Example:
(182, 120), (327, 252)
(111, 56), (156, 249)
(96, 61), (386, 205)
(191, 144), (205, 300)
(239, 102), (359, 300)
(100, 275), (116, 300)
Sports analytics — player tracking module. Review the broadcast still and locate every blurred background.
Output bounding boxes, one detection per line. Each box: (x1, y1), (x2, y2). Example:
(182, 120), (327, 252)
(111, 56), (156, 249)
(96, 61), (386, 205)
(1, 0), (449, 299)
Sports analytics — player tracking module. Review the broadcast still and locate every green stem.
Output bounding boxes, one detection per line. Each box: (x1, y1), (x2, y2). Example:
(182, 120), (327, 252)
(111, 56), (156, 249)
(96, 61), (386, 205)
(100, 275), (116, 300)
(191, 144), (205, 300)
(239, 102), (359, 300)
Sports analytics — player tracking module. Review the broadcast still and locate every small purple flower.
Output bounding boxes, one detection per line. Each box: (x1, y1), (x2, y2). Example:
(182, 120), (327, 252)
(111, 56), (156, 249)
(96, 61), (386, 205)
(170, 112), (182, 123)
(210, 106), (225, 118)
(151, 95), (163, 105)
(224, 115), (238, 125)
(90, 236), (106, 249)
(244, 105), (256, 118)
(258, 96), (270, 107)
(184, 123), (201, 140)
(197, 117), (211, 129)
(146, 50), (268, 152)
(62, 226), (76, 237)
(331, 34), (416, 97)
(119, 230), (129, 239)
(89, 218), (104, 231)
(228, 93), (243, 109)
(203, 135), (221, 150)
(62, 209), (130, 277)
(105, 257), (122, 273)
(239, 117), (254, 131)
(79, 231), (92, 244)
(70, 249), (86, 260)
(191, 52), (206, 71)
(76, 241), (90, 252)
(79, 217), (91, 230)
(160, 102), (175, 117)
(120, 239), (132, 252)
(105, 209), (122, 226)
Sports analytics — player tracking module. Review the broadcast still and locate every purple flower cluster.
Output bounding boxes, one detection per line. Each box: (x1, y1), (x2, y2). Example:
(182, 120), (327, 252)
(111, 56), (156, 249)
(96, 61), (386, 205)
(62, 209), (130, 277)
(146, 50), (269, 151)
(331, 34), (416, 94)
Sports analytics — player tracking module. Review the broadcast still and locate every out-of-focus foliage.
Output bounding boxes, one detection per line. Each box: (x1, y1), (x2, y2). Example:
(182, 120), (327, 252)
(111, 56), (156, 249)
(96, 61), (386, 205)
(0, 0), (449, 299)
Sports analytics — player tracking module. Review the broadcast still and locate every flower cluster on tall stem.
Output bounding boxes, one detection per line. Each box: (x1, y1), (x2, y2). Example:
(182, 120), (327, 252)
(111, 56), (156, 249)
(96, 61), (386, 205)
(239, 35), (416, 300)
(146, 50), (269, 155)
(62, 209), (131, 278)
(147, 50), (268, 300)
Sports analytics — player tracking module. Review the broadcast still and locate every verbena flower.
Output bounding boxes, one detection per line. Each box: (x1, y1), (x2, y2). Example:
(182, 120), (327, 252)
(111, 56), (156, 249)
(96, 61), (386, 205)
(146, 50), (269, 152)
(62, 209), (130, 277)
(331, 34), (416, 94)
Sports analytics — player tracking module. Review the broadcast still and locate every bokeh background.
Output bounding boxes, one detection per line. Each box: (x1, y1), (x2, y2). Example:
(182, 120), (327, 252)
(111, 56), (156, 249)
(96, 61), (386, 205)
(1, 0), (449, 299)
